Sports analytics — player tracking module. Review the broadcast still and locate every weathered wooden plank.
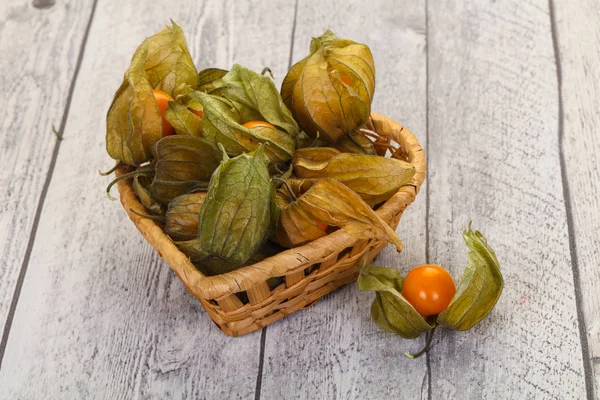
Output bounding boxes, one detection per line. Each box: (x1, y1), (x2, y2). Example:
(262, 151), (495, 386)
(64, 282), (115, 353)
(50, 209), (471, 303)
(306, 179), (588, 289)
(426, 1), (588, 398)
(0, 0), (94, 338)
(553, 0), (600, 396)
(260, 1), (429, 398)
(0, 1), (296, 398)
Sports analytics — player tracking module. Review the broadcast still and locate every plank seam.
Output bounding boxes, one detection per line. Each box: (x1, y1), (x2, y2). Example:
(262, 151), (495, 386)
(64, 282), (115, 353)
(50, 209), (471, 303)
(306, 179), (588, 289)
(548, 0), (595, 398)
(424, 0), (432, 398)
(254, 327), (268, 400)
(254, 1), (299, 398)
(0, 0), (99, 370)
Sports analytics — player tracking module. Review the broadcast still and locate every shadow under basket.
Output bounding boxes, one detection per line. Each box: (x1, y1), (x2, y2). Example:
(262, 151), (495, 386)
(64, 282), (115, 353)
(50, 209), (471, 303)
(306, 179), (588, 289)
(116, 112), (426, 336)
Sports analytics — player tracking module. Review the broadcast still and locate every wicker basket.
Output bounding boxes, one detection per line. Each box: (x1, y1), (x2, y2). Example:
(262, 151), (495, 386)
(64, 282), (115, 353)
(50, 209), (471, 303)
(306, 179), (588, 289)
(116, 112), (426, 336)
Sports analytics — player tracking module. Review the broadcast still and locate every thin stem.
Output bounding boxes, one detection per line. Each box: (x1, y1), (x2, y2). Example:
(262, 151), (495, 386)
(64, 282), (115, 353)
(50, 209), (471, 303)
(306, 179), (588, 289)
(187, 186), (209, 194)
(129, 208), (166, 223)
(375, 142), (396, 150)
(309, 131), (321, 148)
(261, 67), (274, 79)
(390, 144), (406, 160)
(99, 161), (123, 176)
(405, 326), (437, 359)
(358, 128), (400, 155)
(359, 128), (397, 146)
(105, 170), (151, 200)
(357, 254), (371, 271)
(186, 183), (209, 194)
(358, 128), (379, 140)
(52, 125), (63, 141)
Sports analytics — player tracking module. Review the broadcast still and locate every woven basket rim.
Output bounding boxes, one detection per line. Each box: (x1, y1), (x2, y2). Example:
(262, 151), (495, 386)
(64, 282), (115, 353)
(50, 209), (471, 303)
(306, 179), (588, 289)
(116, 112), (426, 300)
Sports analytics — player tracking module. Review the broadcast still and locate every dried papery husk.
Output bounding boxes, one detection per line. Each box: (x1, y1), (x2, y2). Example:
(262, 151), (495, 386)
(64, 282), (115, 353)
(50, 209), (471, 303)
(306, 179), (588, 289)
(274, 178), (403, 251)
(165, 192), (207, 241)
(273, 179), (327, 248)
(106, 22), (198, 166)
(281, 30), (375, 143)
(293, 147), (416, 206)
(333, 130), (377, 155)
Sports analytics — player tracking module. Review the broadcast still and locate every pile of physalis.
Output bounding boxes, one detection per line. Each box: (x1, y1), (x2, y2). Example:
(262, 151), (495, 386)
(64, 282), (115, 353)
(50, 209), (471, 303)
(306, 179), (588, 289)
(103, 23), (503, 350)
(104, 21), (412, 276)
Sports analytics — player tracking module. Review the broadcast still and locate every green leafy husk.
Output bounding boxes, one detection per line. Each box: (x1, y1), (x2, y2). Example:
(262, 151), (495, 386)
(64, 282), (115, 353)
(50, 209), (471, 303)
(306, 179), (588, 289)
(197, 145), (274, 270)
(165, 101), (204, 137)
(149, 135), (221, 203)
(190, 64), (299, 163)
(191, 91), (295, 163)
(358, 265), (434, 338)
(197, 68), (228, 93)
(358, 223), (504, 343)
(141, 21), (198, 95)
(220, 64), (299, 137)
(437, 224), (504, 330)
(132, 173), (165, 216)
(106, 42), (161, 166)
(272, 179), (327, 248)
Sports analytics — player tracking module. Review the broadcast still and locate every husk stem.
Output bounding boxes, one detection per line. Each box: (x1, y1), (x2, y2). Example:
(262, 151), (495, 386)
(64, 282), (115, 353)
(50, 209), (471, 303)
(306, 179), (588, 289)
(405, 326), (437, 359)
(187, 186), (209, 194)
(105, 170), (152, 200)
(358, 128), (400, 154)
(309, 132), (321, 148)
(390, 145), (407, 160)
(52, 125), (63, 140)
(260, 67), (274, 79)
(129, 208), (166, 222)
(99, 161), (123, 176)
(358, 128), (379, 140)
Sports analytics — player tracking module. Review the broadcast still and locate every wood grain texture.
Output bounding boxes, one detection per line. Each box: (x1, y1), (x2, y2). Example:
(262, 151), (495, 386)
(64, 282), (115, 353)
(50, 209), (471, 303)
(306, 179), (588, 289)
(427, 1), (588, 398)
(553, 0), (600, 396)
(0, 0), (94, 337)
(0, 1), (296, 398)
(260, 1), (430, 398)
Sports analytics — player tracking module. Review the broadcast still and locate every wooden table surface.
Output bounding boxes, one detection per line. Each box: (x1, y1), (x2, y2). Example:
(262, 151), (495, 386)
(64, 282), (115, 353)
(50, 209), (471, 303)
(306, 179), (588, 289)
(0, 0), (598, 398)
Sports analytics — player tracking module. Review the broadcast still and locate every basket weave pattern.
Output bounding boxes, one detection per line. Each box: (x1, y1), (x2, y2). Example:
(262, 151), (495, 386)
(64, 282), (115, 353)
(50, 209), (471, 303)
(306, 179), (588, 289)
(117, 112), (426, 336)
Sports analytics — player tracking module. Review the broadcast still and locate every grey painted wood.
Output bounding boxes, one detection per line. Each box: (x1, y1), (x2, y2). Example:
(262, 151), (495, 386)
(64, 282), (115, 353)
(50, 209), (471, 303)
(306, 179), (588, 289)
(1, 1), (597, 398)
(0, 1), (296, 398)
(427, 1), (588, 398)
(553, 0), (600, 396)
(260, 1), (430, 399)
(0, 0), (94, 337)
